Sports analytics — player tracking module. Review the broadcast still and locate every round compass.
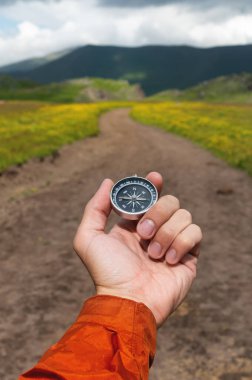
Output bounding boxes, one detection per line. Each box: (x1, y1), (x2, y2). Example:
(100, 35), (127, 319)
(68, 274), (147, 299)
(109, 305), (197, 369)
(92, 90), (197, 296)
(110, 175), (158, 220)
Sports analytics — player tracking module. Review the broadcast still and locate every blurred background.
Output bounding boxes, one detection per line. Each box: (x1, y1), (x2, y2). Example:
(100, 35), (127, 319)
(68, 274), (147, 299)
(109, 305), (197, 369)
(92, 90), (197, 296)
(0, 1), (251, 379)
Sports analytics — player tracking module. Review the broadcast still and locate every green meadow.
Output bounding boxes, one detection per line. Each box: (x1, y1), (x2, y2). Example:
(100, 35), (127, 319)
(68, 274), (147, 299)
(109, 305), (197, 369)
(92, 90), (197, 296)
(131, 102), (252, 175)
(0, 74), (252, 175)
(0, 101), (127, 172)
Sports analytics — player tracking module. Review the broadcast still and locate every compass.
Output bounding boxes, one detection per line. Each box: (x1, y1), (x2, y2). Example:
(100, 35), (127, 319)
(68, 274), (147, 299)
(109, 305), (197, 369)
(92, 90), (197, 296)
(110, 175), (158, 220)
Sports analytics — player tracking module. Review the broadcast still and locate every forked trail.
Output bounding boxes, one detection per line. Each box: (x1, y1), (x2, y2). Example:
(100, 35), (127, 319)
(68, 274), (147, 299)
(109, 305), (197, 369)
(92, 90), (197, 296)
(0, 109), (252, 379)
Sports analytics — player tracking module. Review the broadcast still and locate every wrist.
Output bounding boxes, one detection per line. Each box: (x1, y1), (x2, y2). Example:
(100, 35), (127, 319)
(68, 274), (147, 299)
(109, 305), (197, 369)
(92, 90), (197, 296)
(96, 287), (145, 305)
(96, 287), (158, 320)
(96, 286), (172, 327)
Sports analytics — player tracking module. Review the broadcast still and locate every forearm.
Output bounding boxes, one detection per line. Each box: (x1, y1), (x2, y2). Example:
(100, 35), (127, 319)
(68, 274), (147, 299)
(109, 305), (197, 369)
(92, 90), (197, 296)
(19, 295), (156, 380)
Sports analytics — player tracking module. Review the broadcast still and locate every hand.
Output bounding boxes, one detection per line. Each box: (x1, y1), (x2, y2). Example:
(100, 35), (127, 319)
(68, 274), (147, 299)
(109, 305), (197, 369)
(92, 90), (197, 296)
(73, 172), (202, 326)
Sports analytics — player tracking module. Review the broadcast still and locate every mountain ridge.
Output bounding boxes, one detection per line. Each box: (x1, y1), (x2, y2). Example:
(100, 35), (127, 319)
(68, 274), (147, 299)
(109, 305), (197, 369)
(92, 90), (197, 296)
(0, 48), (76, 73)
(2, 44), (252, 95)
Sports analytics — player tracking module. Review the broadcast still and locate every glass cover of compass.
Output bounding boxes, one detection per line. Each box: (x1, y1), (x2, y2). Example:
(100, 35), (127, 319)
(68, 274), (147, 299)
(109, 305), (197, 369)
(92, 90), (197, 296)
(110, 176), (158, 220)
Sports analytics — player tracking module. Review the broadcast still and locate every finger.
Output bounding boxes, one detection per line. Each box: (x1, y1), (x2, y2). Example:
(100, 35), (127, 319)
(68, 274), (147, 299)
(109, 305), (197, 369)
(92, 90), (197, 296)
(148, 209), (192, 259)
(146, 171), (163, 196)
(81, 178), (114, 234)
(165, 224), (203, 265)
(137, 195), (180, 239)
(180, 253), (198, 277)
(191, 242), (201, 258)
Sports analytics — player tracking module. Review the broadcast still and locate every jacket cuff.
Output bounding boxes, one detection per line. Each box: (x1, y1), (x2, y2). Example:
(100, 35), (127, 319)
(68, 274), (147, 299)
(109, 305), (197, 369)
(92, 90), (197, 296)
(78, 294), (157, 366)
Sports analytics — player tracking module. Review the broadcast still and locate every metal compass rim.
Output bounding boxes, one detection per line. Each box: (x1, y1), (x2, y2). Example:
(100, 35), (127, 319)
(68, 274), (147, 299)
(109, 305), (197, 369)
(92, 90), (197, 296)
(110, 175), (158, 220)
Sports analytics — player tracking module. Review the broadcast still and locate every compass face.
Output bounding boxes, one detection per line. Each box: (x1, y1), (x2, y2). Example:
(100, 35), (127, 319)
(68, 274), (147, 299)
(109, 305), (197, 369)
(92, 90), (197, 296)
(110, 176), (158, 220)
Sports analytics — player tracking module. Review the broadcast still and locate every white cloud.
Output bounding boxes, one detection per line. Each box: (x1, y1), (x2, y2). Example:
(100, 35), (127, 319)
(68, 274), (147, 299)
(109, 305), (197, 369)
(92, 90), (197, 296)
(190, 14), (252, 46)
(0, 0), (252, 66)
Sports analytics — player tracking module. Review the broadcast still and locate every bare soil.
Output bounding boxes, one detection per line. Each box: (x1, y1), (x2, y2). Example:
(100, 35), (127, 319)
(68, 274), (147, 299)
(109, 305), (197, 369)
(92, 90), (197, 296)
(0, 109), (252, 380)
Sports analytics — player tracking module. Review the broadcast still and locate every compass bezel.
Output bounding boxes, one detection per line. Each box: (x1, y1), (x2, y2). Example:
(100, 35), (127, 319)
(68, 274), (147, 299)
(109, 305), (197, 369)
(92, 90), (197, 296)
(110, 176), (158, 220)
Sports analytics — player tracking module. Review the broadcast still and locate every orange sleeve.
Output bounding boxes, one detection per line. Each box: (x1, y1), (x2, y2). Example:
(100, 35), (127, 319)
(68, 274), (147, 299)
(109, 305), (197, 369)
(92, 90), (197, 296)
(19, 295), (157, 380)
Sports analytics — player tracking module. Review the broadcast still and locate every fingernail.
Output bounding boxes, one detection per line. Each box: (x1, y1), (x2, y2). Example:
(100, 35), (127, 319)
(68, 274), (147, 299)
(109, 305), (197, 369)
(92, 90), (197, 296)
(149, 242), (162, 258)
(138, 219), (155, 237)
(166, 248), (177, 264)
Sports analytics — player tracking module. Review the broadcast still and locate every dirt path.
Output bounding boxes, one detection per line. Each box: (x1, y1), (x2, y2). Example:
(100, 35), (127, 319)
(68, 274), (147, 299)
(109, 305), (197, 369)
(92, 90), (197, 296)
(1, 109), (252, 380)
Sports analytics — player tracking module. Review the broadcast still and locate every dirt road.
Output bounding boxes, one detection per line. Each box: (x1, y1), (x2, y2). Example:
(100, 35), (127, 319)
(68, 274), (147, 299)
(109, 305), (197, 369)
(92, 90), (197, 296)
(0, 109), (252, 380)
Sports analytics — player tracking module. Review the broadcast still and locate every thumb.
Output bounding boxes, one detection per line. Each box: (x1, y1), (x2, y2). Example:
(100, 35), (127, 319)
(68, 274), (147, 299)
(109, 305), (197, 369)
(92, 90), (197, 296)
(81, 178), (113, 235)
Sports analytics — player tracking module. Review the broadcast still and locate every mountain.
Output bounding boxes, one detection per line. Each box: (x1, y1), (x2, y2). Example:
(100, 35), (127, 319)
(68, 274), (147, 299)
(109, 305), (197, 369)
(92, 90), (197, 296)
(2, 44), (252, 95)
(0, 75), (143, 102)
(0, 48), (75, 73)
(149, 73), (252, 103)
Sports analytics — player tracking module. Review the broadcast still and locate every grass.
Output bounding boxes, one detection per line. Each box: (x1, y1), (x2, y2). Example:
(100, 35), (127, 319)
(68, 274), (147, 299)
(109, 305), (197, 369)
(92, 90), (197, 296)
(0, 101), (129, 172)
(149, 73), (252, 104)
(131, 101), (252, 175)
(1, 98), (252, 177)
(0, 75), (142, 103)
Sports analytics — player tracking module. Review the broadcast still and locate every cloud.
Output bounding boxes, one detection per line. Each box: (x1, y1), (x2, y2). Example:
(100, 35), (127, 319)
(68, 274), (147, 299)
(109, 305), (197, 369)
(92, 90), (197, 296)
(0, 0), (252, 66)
(2, 0), (252, 10)
(0, 0), (59, 4)
(100, 0), (178, 6)
(99, 0), (252, 12)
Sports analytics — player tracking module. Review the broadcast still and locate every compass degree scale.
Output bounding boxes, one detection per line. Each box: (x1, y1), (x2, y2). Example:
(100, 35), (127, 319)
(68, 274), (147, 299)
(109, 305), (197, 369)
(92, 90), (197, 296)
(110, 176), (158, 220)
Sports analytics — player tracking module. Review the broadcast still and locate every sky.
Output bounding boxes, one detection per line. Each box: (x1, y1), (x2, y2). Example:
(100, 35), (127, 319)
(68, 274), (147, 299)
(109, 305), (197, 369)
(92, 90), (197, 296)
(0, 0), (252, 66)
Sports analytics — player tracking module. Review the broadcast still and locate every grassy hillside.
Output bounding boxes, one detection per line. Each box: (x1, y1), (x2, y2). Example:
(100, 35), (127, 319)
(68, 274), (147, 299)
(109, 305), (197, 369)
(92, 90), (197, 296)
(0, 76), (143, 102)
(0, 101), (131, 172)
(131, 102), (252, 175)
(149, 73), (252, 104)
(6, 44), (252, 95)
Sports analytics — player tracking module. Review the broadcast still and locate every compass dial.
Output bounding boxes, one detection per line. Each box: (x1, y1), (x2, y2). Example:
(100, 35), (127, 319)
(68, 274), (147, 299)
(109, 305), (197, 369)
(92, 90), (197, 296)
(110, 176), (158, 220)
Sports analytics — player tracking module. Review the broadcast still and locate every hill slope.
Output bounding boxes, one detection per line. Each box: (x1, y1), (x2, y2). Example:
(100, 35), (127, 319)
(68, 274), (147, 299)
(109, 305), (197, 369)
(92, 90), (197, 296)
(149, 73), (252, 103)
(5, 44), (252, 95)
(0, 76), (143, 102)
